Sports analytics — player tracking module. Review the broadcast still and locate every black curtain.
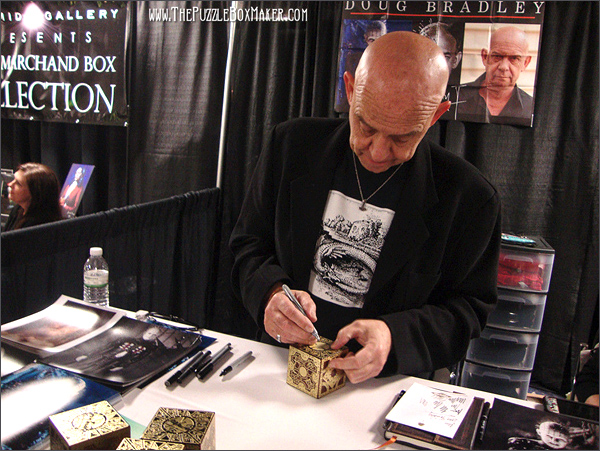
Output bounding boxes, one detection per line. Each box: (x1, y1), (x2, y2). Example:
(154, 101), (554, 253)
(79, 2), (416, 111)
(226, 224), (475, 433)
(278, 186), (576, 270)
(2, 188), (221, 325)
(216, 1), (599, 394)
(127, 2), (229, 203)
(1, 2), (228, 210)
(1, 109), (128, 215)
(212, 1), (343, 341)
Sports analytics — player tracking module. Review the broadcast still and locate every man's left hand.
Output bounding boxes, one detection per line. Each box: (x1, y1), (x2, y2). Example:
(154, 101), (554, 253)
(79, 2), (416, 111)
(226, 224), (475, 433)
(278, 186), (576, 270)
(328, 319), (392, 383)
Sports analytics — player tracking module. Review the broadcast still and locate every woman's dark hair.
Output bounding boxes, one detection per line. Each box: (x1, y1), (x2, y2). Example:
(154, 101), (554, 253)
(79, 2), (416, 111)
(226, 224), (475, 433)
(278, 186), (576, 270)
(14, 162), (63, 229)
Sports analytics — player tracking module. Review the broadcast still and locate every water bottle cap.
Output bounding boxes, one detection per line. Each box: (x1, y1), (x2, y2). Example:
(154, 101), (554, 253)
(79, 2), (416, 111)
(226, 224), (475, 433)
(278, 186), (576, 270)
(90, 247), (103, 256)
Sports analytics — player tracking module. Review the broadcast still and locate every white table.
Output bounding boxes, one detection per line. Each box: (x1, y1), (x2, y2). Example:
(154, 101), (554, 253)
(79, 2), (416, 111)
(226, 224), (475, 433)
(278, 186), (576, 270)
(119, 329), (539, 450)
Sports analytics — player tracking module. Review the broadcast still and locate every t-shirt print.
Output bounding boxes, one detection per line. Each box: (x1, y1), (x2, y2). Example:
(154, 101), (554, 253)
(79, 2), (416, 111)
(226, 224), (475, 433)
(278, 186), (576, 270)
(308, 190), (395, 308)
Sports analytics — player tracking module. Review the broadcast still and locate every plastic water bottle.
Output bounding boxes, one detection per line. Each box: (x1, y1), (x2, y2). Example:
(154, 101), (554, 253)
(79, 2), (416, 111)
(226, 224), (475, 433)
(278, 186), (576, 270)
(83, 247), (109, 306)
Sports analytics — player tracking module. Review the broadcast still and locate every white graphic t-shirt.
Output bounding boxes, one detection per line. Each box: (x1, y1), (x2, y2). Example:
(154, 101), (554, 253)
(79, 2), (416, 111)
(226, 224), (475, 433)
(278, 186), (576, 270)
(308, 190), (395, 308)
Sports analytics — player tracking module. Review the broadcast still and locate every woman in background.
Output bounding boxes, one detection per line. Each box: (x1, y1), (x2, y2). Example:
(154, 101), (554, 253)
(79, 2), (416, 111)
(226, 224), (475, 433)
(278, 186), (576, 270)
(4, 162), (62, 231)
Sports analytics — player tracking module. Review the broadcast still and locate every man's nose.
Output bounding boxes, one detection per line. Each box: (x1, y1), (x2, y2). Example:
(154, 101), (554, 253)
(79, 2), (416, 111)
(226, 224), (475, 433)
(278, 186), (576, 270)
(369, 135), (391, 161)
(498, 56), (511, 70)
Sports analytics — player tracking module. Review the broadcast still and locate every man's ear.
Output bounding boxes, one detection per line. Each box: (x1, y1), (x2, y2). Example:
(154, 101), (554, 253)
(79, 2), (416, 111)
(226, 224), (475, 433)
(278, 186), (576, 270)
(430, 101), (452, 126)
(523, 55), (532, 69)
(453, 51), (463, 70)
(481, 48), (488, 65)
(343, 71), (355, 105)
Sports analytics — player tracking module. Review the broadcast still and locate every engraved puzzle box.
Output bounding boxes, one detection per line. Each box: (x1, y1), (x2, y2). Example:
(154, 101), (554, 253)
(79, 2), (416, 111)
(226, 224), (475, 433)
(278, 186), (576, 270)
(141, 407), (215, 450)
(117, 438), (185, 449)
(49, 400), (130, 450)
(287, 337), (348, 398)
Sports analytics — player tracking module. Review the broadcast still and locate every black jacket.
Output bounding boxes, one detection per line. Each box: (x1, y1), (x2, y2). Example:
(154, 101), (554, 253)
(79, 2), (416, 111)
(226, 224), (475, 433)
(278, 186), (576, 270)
(230, 118), (501, 377)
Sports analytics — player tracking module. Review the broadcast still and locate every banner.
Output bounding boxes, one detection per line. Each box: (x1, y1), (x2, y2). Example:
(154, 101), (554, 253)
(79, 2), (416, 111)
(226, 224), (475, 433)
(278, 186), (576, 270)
(1, 1), (129, 126)
(336, 1), (545, 127)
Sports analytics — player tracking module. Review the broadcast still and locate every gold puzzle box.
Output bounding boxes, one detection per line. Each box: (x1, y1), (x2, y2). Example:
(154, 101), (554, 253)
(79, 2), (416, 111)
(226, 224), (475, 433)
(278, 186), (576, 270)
(141, 407), (215, 450)
(117, 438), (185, 449)
(49, 400), (130, 450)
(287, 337), (348, 398)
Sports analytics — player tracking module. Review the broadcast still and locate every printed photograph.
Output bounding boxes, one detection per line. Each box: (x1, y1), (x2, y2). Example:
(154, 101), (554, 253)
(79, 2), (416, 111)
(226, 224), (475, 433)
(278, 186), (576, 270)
(335, 19), (412, 113)
(455, 23), (542, 126)
(1, 298), (118, 354)
(59, 163), (94, 218)
(41, 316), (201, 387)
(481, 399), (599, 450)
(336, 2), (545, 126)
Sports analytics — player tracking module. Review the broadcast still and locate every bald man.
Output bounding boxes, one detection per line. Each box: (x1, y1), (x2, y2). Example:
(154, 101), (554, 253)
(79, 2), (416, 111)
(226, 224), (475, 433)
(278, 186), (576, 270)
(420, 22), (462, 75)
(230, 31), (501, 383)
(458, 26), (534, 125)
(338, 20), (388, 112)
(420, 22), (464, 119)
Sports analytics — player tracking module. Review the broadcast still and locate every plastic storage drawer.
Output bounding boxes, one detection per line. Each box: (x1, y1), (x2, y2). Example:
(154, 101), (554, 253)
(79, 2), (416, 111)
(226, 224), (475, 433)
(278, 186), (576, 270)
(497, 236), (555, 292)
(465, 327), (539, 370)
(460, 361), (531, 400)
(487, 289), (547, 332)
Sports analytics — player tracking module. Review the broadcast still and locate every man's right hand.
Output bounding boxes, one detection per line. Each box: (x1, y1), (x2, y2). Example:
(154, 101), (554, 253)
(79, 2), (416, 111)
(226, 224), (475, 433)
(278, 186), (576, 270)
(263, 284), (318, 345)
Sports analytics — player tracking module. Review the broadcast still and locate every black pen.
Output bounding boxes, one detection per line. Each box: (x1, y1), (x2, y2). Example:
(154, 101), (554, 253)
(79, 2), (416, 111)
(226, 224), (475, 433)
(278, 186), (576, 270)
(192, 350), (211, 373)
(282, 284), (320, 341)
(165, 349), (205, 387)
(177, 351), (212, 384)
(220, 351), (253, 376)
(194, 343), (226, 378)
(197, 343), (232, 380)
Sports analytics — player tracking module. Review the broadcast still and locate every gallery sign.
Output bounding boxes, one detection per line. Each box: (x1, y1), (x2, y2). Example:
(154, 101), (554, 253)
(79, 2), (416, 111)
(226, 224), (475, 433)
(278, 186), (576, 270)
(1, 1), (129, 126)
(336, 1), (546, 127)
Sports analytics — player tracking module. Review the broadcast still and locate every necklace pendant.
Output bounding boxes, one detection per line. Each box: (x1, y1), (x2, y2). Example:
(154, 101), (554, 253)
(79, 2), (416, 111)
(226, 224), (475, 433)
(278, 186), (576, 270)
(359, 201), (367, 211)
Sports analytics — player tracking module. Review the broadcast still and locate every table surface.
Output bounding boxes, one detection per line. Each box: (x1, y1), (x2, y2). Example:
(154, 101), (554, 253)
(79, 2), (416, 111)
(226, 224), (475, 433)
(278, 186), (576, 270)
(119, 328), (539, 450)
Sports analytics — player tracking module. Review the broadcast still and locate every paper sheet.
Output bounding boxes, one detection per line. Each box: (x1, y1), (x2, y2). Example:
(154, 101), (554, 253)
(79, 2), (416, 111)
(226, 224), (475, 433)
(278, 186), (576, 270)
(385, 382), (474, 439)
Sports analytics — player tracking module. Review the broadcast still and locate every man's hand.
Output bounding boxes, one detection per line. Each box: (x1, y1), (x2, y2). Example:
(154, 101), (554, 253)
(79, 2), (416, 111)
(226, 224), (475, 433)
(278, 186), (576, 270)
(328, 319), (392, 383)
(264, 286), (317, 345)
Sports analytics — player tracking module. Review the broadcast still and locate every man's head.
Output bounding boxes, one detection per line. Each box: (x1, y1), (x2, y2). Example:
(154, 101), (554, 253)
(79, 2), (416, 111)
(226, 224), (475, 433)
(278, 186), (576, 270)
(364, 21), (386, 46)
(344, 31), (450, 173)
(142, 326), (161, 342)
(536, 421), (571, 449)
(420, 22), (462, 72)
(481, 26), (532, 90)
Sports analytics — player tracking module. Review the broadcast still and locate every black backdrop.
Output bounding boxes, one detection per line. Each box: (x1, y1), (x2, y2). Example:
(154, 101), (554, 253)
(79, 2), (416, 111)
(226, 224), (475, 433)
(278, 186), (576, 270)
(1, 1), (598, 395)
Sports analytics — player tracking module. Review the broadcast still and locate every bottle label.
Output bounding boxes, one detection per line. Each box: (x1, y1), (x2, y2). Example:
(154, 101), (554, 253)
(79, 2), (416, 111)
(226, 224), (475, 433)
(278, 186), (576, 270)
(84, 270), (109, 288)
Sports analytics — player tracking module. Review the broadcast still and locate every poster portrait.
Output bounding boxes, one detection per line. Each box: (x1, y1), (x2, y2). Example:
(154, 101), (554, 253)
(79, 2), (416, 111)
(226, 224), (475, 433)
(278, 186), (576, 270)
(1, 1), (129, 125)
(336, 18), (412, 112)
(336, 1), (546, 127)
(480, 399), (599, 450)
(59, 163), (94, 218)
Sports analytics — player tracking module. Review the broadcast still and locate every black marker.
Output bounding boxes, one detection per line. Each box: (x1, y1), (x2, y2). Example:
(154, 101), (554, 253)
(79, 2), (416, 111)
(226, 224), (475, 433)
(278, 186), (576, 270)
(165, 349), (205, 387)
(177, 351), (212, 384)
(196, 343), (232, 380)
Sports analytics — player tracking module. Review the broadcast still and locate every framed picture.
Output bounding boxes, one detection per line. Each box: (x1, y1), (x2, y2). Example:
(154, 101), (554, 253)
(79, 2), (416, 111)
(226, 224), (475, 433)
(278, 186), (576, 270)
(59, 164), (94, 218)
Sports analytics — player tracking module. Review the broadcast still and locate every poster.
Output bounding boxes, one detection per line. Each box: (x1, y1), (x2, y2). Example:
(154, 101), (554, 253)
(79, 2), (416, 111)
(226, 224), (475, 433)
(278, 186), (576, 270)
(336, 1), (545, 127)
(1, 1), (129, 125)
(1, 363), (121, 450)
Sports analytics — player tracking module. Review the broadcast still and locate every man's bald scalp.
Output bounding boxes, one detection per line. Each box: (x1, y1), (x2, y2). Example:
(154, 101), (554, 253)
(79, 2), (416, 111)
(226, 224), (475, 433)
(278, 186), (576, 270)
(355, 31), (450, 102)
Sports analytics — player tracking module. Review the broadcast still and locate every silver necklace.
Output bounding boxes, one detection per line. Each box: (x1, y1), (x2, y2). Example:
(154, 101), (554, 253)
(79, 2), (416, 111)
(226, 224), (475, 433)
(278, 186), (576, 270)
(353, 152), (402, 211)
